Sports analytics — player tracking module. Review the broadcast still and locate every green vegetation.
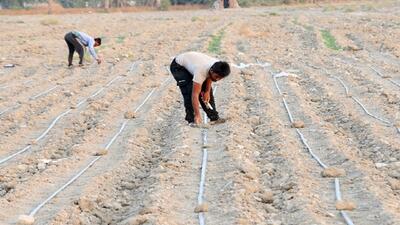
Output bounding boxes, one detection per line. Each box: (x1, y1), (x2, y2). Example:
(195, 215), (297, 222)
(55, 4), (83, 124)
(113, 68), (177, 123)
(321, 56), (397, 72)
(342, 6), (354, 13)
(293, 18), (313, 31)
(40, 18), (59, 26)
(237, 0), (251, 7)
(322, 5), (337, 12)
(84, 51), (91, 61)
(159, 0), (171, 11)
(303, 24), (313, 31)
(116, 35), (125, 44)
(360, 4), (375, 11)
(208, 29), (225, 54)
(320, 29), (342, 50)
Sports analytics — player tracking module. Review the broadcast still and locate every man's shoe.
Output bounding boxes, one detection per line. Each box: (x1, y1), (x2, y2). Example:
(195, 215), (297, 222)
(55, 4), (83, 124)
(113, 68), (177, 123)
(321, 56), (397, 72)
(210, 118), (226, 125)
(189, 123), (210, 129)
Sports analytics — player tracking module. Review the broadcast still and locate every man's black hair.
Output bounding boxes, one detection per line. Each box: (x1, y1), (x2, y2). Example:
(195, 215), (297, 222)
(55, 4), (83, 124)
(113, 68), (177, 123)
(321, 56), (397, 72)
(211, 61), (230, 78)
(94, 38), (102, 46)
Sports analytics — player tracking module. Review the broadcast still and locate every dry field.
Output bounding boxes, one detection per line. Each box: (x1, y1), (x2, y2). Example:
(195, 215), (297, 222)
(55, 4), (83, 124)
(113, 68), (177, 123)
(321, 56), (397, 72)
(0, 1), (400, 225)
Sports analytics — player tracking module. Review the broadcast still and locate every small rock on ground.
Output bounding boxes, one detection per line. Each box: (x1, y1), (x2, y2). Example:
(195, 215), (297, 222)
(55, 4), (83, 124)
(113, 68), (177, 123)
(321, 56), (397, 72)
(194, 203), (209, 213)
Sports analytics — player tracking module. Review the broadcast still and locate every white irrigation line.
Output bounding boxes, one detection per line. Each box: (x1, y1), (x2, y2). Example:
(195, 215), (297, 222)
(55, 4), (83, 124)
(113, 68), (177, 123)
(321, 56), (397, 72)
(295, 129), (328, 168)
(272, 75), (328, 168)
(23, 80), (32, 85)
(0, 66), (85, 117)
(232, 62), (271, 69)
(197, 86), (218, 225)
(334, 76), (350, 96)
(332, 76), (393, 126)
(270, 70), (355, 225)
(29, 85), (59, 100)
(135, 88), (156, 112)
(388, 79), (400, 87)
(27, 77), (169, 219)
(29, 120), (127, 217)
(331, 62), (399, 127)
(369, 66), (400, 88)
(74, 61), (141, 108)
(368, 66), (384, 78)
(75, 75), (123, 108)
(0, 84), (59, 117)
(351, 98), (391, 125)
(273, 74), (284, 95)
(335, 178), (355, 225)
(43, 64), (51, 70)
(1, 64), (65, 93)
(129, 61), (140, 72)
(0, 146), (31, 165)
(0, 68), (131, 165)
(198, 128), (208, 225)
(0, 104), (20, 116)
(28, 153), (102, 217)
(34, 109), (72, 142)
(282, 98), (294, 123)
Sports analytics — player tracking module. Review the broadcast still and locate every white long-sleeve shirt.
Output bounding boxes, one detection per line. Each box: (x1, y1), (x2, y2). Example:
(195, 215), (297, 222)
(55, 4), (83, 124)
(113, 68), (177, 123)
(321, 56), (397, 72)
(72, 31), (98, 60)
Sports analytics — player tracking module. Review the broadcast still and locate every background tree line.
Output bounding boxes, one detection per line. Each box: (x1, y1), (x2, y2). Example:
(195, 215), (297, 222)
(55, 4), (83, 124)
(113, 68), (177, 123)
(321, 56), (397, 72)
(0, 0), (328, 9)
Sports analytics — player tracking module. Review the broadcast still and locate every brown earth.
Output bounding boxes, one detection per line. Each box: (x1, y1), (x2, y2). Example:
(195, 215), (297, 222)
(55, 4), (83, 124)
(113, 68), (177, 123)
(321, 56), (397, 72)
(1, 1), (400, 224)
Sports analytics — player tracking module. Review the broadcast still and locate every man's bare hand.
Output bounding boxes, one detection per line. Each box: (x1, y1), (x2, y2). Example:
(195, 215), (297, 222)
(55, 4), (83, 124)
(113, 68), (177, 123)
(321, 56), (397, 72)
(202, 91), (210, 103)
(194, 115), (202, 124)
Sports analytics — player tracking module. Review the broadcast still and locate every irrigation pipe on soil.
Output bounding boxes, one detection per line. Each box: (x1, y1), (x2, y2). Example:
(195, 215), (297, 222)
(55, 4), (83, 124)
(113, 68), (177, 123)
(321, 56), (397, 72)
(332, 76), (399, 134)
(0, 66), (86, 118)
(197, 86), (217, 225)
(24, 77), (170, 221)
(0, 104), (20, 116)
(0, 63), (136, 165)
(29, 85), (59, 100)
(0, 85), (59, 118)
(271, 71), (355, 225)
(369, 66), (400, 88)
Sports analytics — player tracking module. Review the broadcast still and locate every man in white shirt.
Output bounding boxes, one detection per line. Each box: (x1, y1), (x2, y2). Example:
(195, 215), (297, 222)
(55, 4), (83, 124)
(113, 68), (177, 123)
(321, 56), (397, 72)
(64, 31), (102, 67)
(170, 51), (231, 125)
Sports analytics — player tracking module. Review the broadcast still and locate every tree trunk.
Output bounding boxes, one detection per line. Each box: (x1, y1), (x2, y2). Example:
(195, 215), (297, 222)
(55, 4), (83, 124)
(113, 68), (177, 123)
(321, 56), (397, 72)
(155, 0), (161, 8)
(229, 0), (240, 8)
(48, 0), (53, 14)
(105, 0), (110, 8)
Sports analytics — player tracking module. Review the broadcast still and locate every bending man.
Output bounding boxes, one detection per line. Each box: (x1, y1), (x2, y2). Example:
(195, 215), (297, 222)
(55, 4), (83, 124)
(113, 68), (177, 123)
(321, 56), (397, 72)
(64, 30), (102, 67)
(170, 51), (230, 125)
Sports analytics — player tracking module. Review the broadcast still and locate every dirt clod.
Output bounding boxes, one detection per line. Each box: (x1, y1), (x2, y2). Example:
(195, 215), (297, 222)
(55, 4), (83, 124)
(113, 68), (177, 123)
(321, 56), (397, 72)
(335, 200), (356, 211)
(17, 215), (35, 225)
(388, 179), (400, 190)
(95, 149), (108, 156)
(124, 111), (136, 119)
(321, 167), (346, 177)
(260, 191), (274, 204)
(124, 215), (148, 225)
(194, 203), (209, 213)
(291, 121), (305, 128)
(78, 197), (95, 212)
